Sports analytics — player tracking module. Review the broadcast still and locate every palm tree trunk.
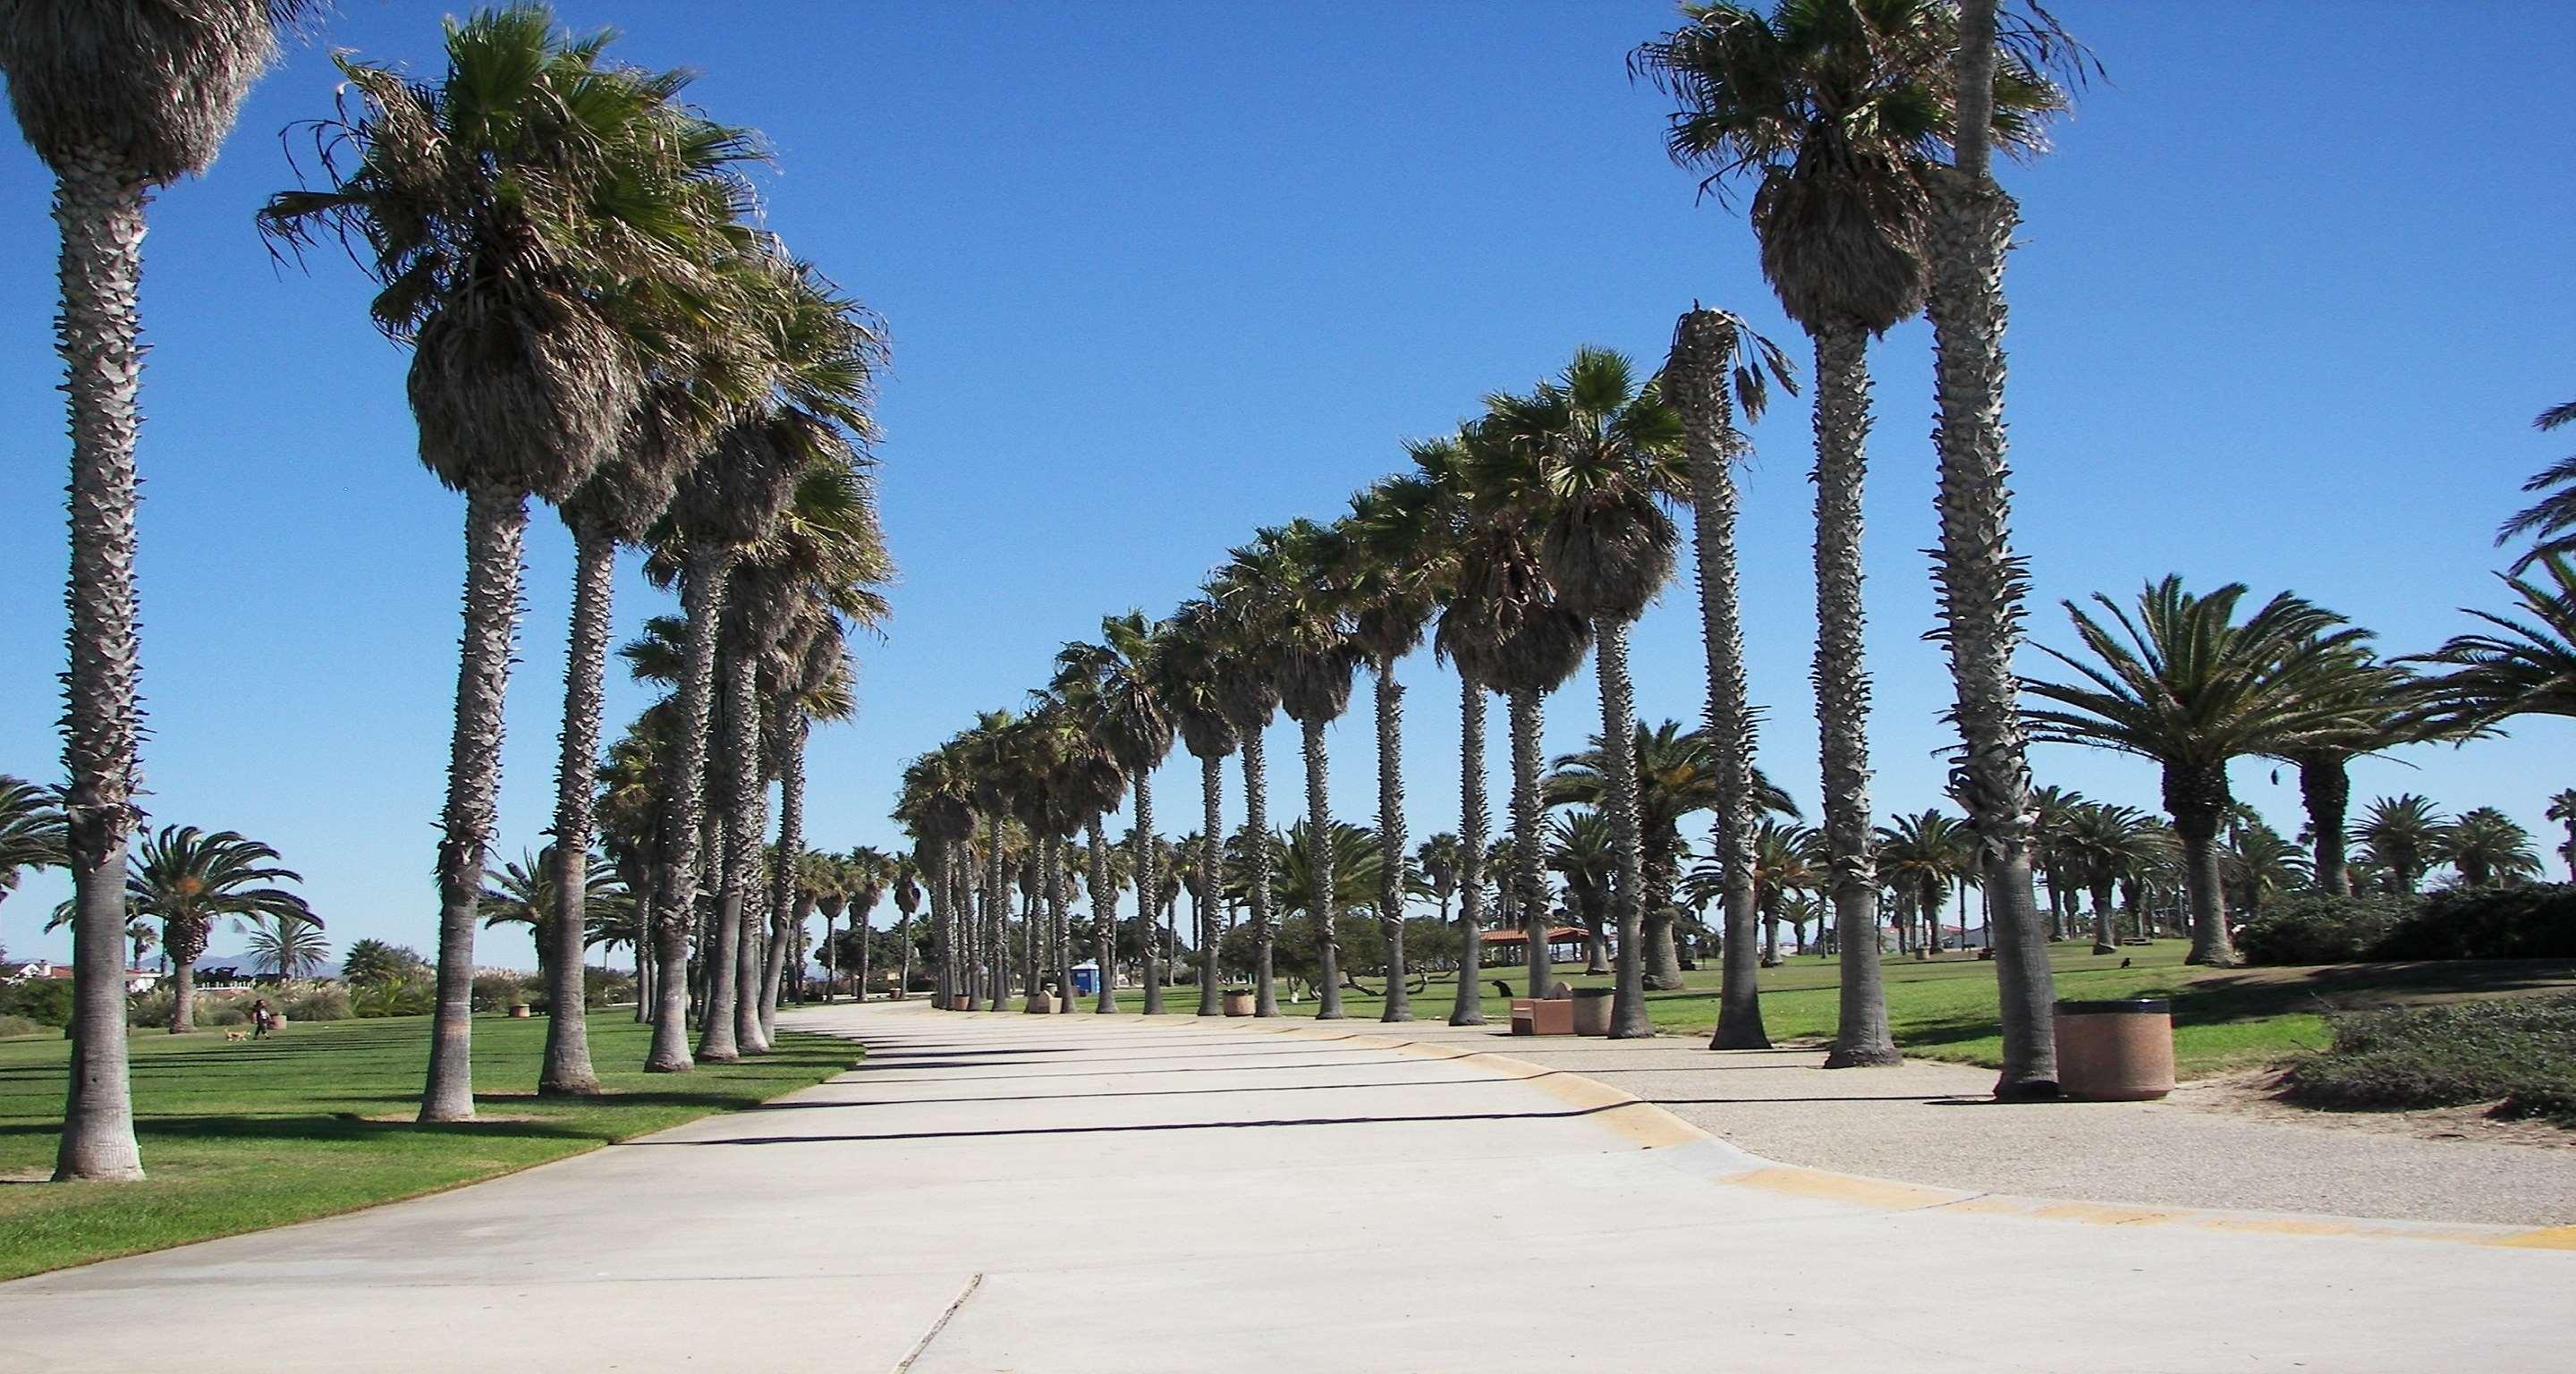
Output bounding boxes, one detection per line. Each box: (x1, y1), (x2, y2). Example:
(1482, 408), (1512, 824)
(2089, 878), (2117, 955)
(854, 901), (870, 1005)
(540, 522), (618, 1097)
(1808, 320), (1893, 1069)
(695, 649), (753, 1063)
(2298, 753), (2352, 897)
(1243, 729), (1278, 1016)
(2170, 769), (2239, 966)
(420, 481), (529, 1124)
(1582, 902), (1612, 976)
(1089, 817), (1118, 1014)
(1597, 622), (1652, 1039)
(1371, 660), (1412, 1022)
(1302, 717), (1345, 1019)
(169, 955), (195, 1035)
(1046, 834), (1072, 1012)
(1762, 903), (1780, 966)
(1136, 774), (1162, 1014)
(1452, 674), (1490, 1026)
(760, 712), (808, 1038)
(1509, 687), (1551, 1001)
(1927, 0), (2059, 1097)
(1198, 754), (1226, 1014)
(822, 912), (837, 1002)
(647, 551), (737, 1071)
(50, 148), (148, 1180)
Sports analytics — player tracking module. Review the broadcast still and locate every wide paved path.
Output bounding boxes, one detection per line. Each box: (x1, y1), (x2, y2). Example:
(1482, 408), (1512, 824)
(3, 1002), (2569, 1372)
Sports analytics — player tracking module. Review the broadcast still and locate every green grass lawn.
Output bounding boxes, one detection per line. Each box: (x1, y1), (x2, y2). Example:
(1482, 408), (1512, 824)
(0, 1012), (858, 1281)
(1109, 940), (2576, 1079)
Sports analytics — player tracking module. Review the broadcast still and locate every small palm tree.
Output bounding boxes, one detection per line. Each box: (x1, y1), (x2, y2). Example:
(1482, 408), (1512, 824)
(889, 855), (923, 999)
(2352, 794), (2448, 896)
(2274, 646), (2438, 896)
(0, 776), (67, 920)
(2060, 803), (2166, 951)
(125, 827), (315, 1032)
(1548, 810), (1619, 975)
(247, 913), (331, 983)
(479, 845), (624, 982)
(4, 0), (320, 1181)
(2436, 808), (2541, 889)
(2025, 578), (2367, 965)
(1877, 810), (1974, 958)
(2218, 816), (2312, 919)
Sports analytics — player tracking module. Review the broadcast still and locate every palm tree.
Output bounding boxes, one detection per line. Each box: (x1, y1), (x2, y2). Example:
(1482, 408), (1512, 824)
(2353, 794), (2447, 896)
(804, 851), (849, 1000)
(2494, 401), (2576, 570)
(2417, 556), (2576, 727)
(595, 711), (672, 1020)
(1692, 819), (1824, 969)
(1480, 351), (1686, 1040)
(260, 10), (757, 1116)
(1548, 810), (1618, 975)
(2274, 647), (2434, 896)
(1055, 612), (1177, 1014)
(1202, 556), (1290, 1016)
(1220, 521), (1362, 1019)
(2029, 785), (2086, 941)
(4, 0), (318, 1183)
(479, 845), (622, 982)
(2218, 815), (2310, 917)
(1417, 835), (1462, 926)
(889, 855), (923, 999)
(2025, 579), (2367, 965)
(1344, 478), (1450, 1022)
(0, 776), (66, 922)
(246, 912), (330, 982)
(842, 847), (892, 1002)
(1546, 722), (1799, 988)
(1154, 602), (1241, 1015)
(2060, 803), (2162, 954)
(1430, 426), (1593, 1007)
(1662, 308), (1820, 1054)
(894, 740), (977, 1006)
(1877, 810), (1973, 959)
(2437, 808), (2541, 889)
(2546, 791), (2576, 882)
(1270, 821), (1385, 964)
(124, 827), (313, 1033)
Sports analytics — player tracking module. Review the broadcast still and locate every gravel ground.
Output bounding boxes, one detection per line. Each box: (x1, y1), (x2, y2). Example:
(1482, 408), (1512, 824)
(1269, 1018), (2576, 1226)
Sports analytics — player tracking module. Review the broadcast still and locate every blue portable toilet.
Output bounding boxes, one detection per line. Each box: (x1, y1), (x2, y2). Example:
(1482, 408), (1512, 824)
(1071, 962), (1100, 997)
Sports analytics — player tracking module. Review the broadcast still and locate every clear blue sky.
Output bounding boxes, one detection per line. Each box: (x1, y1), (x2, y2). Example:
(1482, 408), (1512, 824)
(4, 3), (2572, 968)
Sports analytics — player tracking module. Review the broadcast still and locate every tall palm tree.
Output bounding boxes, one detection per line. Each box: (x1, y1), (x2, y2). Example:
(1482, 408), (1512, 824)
(1055, 612), (1177, 1014)
(1548, 810), (1618, 975)
(1344, 478), (1449, 1022)
(1416, 835), (1462, 928)
(479, 844), (622, 982)
(2271, 645), (2436, 897)
(2025, 579), (2367, 965)
(2218, 814), (2310, 918)
(1482, 350), (1685, 1040)
(1220, 522), (1362, 1018)
(1663, 308), (1819, 1054)
(2437, 808), (2541, 889)
(889, 855), (923, 999)
(2416, 556), (2576, 727)
(1430, 426), (1593, 1007)
(0, 776), (67, 922)
(1201, 560), (1289, 1016)
(125, 826), (313, 1033)
(2353, 794), (2447, 896)
(1876, 810), (1972, 959)
(2060, 803), (2159, 954)
(894, 740), (977, 1006)
(596, 710), (672, 1020)
(1154, 602), (1241, 1015)
(5, 0), (319, 1183)
(260, 10), (749, 1116)
(2029, 785), (2086, 941)
(842, 847), (892, 1002)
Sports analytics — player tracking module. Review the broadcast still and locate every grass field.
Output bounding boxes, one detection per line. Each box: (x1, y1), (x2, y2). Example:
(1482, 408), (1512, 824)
(0, 1012), (858, 1281)
(1102, 940), (2576, 1078)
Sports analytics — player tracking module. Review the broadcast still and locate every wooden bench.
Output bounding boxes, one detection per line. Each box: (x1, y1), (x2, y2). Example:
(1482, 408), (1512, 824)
(1510, 997), (1574, 1036)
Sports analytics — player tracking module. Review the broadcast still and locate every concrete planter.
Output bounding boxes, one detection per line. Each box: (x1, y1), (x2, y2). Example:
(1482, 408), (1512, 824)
(1023, 994), (1054, 1014)
(1570, 987), (1613, 1037)
(1222, 991), (1255, 1017)
(2053, 997), (2175, 1100)
(507, 1004), (531, 1020)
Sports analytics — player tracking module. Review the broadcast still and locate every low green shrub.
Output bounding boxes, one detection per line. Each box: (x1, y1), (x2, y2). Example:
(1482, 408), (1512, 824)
(278, 984), (352, 1022)
(471, 971), (530, 1012)
(2238, 893), (2411, 965)
(2376, 885), (2576, 962)
(0, 980), (74, 1028)
(121, 990), (252, 1028)
(0, 1013), (46, 1039)
(2281, 992), (2576, 1124)
(352, 977), (434, 1018)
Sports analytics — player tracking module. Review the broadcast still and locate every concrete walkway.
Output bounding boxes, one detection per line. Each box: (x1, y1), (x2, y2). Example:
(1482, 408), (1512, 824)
(2, 1002), (2569, 1372)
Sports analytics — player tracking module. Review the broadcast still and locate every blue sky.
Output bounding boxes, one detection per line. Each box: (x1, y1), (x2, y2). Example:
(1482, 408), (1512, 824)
(4, 3), (2572, 968)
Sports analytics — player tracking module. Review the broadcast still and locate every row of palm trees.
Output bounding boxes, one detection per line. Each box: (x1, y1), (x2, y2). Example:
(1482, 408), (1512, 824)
(886, 1), (2085, 1096)
(6, 4), (892, 1178)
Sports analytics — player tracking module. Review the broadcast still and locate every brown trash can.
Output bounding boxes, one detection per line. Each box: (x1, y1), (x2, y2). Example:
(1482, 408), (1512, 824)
(2053, 997), (2175, 1100)
(1222, 990), (1255, 1017)
(1023, 993), (1053, 1014)
(948, 995), (971, 1012)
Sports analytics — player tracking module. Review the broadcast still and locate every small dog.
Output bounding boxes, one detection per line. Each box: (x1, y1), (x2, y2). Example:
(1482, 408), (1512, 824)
(223, 1030), (250, 1042)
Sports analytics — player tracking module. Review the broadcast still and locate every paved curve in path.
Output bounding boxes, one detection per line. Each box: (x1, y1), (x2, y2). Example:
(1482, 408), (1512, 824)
(3, 1002), (2568, 1372)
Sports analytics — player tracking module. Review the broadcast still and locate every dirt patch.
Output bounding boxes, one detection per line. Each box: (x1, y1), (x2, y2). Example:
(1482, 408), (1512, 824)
(2172, 1068), (2576, 1149)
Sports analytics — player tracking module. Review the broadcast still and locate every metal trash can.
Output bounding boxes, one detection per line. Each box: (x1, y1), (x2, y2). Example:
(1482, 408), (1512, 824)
(2053, 997), (2175, 1100)
(1570, 987), (1614, 1036)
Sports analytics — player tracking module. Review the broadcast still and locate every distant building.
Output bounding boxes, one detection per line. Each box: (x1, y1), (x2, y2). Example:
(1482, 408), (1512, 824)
(2, 961), (159, 995)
